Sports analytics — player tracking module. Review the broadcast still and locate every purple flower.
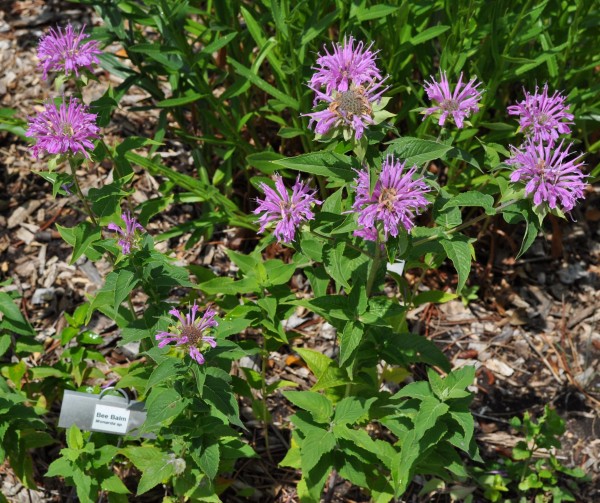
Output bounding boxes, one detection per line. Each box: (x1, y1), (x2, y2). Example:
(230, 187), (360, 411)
(507, 84), (574, 143)
(156, 303), (218, 365)
(26, 97), (100, 158)
(352, 154), (430, 242)
(37, 23), (101, 80)
(254, 174), (322, 244)
(107, 211), (144, 254)
(423, 72), (482, 128)
(310, 36), (383, 99)
(507, 139), (586, 212)
(305, 80), (388, 140)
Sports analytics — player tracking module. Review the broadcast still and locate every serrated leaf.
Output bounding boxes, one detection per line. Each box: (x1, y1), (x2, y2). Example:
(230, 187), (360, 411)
(283, 391), (333, 423)
(271, 151), (357, 183)
(385, 137), (452, 166)
(301, 427), (336, 474)
(442, 191), (496, 215)
(440, 234), (474, 293)
(198, 441), (220, 479)
(56, 222), (102, 264)
(334, 396), (375, 425)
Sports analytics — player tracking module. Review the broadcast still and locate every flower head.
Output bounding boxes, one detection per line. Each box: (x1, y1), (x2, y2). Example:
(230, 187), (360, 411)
(254, 175), (321, 243)
(37, 23), (101, 80)
(352, 154), (430, 242)
(507, 140), (586, 212)
(107, 211), (144, 254)
(156, 303), (218, 365)
(310, 36), (383, 98)
(305, 80), (388, 140)
(507, 84), (573, 143)
(423, 72), (482, 128)
(26, 97), (100, 158)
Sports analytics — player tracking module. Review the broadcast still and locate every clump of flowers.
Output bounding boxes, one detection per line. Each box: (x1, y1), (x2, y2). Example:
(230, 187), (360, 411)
(37, 23), (101, 80)
(507, 140), (586, 212)
(507, 84), (574, 143)
(26, 97), (100, 158)
(423, 71), (483, 128)
(156, 303), (218, 365)
(254, 174), (321, 244)
(352, 154), (430, 242)
(107, 211), (145, 255)
(310, 35), (382, 98)
(306, 37), (389, 140)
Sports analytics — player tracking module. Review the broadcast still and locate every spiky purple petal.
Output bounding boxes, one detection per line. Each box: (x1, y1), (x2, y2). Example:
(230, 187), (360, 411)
(155, 302), (218, 365)
(37, 23), (101, 80)
(26, 97), (99, 158)
(423, 71), (482, 128)
(254, 175), (321, 243)
(352, 155), (430, 242)
(507, 84), (573, 143)
(507, 140), (586, 212)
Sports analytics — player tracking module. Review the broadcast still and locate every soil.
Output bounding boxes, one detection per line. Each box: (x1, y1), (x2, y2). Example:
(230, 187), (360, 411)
(0, 1), (598, 502)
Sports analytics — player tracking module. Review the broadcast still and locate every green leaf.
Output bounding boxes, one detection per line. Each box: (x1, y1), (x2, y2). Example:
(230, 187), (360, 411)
(412, 290), (457, 306)
(428, 366), (475, 401)
(354, 4), (399, 21)
(66, 424), (84, 450)
(271, 152), (357, 183)
(121, 446), (174, 495)
(145, 388), (189, 427)
(227, 57), (298, 110)
(301, 428), (336, 474)
(199, 276), (260, 295)
(339, 321), (363, 366)
(410, 25), (451, 45)
(72, 468), (94, 503)
(156, 90), (206, 108)
(414, 397), (449, 440)
(334, 397), (375, 425)
(440, 234), (475, 293)
(145, 358), (184, 393)
(393, 381), (433, 401)
(101, 474), (130, 494)
(87, 178), (133, 221)
(201, 31), (237, 54)
(283, 391), (333, 423)
(198, 441), (220, 480)
(385, 137), (452, 166)
(203, 370), (244, 428)
(0, 292), (35, 335)
(88, 269), (139, 323)
(5, 360), (27, 391)
(56, 222), (102, 264)
(442, 191), (496, 215)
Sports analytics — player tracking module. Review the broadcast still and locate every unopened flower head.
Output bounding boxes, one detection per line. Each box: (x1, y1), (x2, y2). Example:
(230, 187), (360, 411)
(310, 36), (383, 99)
(155, 302), (218, 365)
(37, 23), (101, 80)
(26, 97), (100, 158)
(305, 80), (388, 140)
(507, 84), (573, 143)
(352, 154), (430, 242)
(254, 174), (321, 243)
(423, 72), (482, 128)
(507, 139), (586, 212)
(107, 211), (144, 255)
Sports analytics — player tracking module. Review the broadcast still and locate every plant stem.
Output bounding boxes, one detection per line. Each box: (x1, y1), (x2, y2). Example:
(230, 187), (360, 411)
(365, 240), (382, 297)
(412, 199), (517, 247)
(261, 334), (273, 463)
(69, 158), (99, 228)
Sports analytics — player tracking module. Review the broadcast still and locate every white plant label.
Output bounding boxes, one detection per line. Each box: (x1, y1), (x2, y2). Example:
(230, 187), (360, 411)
(91, 404), (131, 434)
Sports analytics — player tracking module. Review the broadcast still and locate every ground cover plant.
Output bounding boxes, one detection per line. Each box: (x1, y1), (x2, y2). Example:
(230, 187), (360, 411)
(0, 0), (599, 501)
